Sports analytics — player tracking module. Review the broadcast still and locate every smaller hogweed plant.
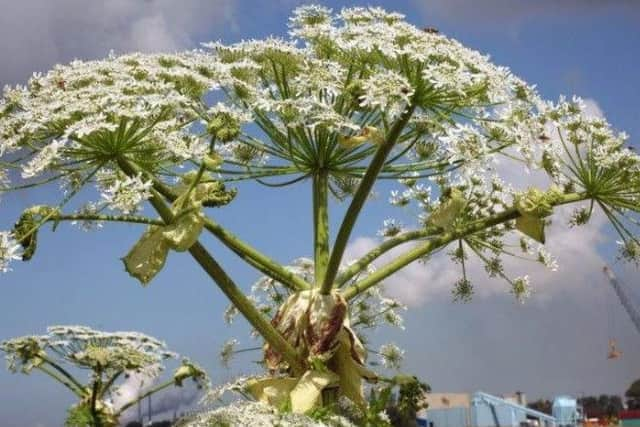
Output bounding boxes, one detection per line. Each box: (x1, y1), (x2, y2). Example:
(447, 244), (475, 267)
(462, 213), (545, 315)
(1, 3), (640, 423)
(0, 326), (208, 427)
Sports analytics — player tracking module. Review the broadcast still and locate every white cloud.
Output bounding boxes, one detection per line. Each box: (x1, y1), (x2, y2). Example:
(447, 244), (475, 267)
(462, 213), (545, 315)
(0, 0), (237, 85)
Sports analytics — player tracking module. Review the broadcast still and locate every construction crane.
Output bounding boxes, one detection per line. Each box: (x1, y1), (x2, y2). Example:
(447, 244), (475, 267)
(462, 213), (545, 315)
(602, 265), (640, 359)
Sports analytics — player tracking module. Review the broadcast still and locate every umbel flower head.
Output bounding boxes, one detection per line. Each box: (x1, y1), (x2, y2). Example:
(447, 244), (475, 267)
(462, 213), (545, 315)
(0, 326), (209, 427)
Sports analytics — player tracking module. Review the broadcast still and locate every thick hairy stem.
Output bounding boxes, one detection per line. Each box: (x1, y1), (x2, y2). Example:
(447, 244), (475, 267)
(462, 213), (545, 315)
(342, 192), (587, 300)
(90, 374), (102, 427)
(336, 229), (435, 287)
(187, 241), (304, 374)
(45, 213), (164, 227)
(41, 356), (86, 395)
(116, 157), (305, 375)
(133, 165), (311, 291)
(203, 219), (310, 291)
(313, 170), (330, 287)
(36, 364), (85, 397)
(322, 105), (416, 294)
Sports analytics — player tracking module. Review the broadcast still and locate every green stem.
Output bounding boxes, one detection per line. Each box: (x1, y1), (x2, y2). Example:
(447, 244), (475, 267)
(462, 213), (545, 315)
(342, 192), (587, 300)
(116, 157), (305, 375)
(321, 105), (416, 294)
(204, 219), (310, 291)
(35, 364), (85, 398)
(115, 378), (175, 416)
(313, 170), (330, 287)
(130, 162), (311, 291)
(41, 356), (86, 395)
(336, 229), (435, 287)
(187, 241), (304, 374)
(90, 373), (102, 427)
(45, 213), (164, 227)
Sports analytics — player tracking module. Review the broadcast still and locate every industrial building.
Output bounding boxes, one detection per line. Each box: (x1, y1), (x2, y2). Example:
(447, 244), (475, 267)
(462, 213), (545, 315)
(417, 391), (582, 427)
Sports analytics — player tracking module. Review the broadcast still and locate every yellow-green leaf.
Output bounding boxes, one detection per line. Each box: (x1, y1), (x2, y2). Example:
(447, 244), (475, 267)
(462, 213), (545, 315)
(428, 188), (467, 230)
(516, 215), (545, 243)
(245, 377), (298, 408)
(162, 210), (204, 252)
(290, 370), (339, 414)
(202, 152), (223, 171)
(329, 329), (377, 409)
(122, 226), (169, 285)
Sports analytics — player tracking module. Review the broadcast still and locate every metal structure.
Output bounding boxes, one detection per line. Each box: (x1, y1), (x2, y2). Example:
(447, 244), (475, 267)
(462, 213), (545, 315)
(420, 391), (562, 427)
(551, 396), (582, 427)
(472, 392), (557, 427)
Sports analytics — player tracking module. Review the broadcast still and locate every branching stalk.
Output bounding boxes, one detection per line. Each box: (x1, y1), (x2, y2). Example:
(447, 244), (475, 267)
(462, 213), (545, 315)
(116, 157), (305, 375)
(342, 192), (587, 300)
(322, 104), (416, 293)
(313, 170), (330, 286)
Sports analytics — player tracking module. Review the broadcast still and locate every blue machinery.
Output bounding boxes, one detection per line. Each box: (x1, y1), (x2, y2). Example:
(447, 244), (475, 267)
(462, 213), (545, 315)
(472, 392), (557, 427)
(419, 392), (582, 427)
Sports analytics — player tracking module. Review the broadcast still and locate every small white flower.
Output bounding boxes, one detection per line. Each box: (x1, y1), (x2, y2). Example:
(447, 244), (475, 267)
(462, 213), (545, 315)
(21, 139), (65, 179)
(379, 343), (404, 370)
(359, 70), (414, 120)
(223, 304), (239, 324)
(511, 275), (532, 304)
(101, 173), (152, 214)
(219, 338), (238, 368)
(536, 246), (558, 271)
(378, 218), (403, 238)
(0, 231), (22, 273)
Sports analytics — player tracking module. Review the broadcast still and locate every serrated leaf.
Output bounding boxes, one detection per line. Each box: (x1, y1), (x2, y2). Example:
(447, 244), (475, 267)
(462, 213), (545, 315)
(516, 215), (545, 243)
(122, 226), (169, 285)
(290, 370), (339, 414)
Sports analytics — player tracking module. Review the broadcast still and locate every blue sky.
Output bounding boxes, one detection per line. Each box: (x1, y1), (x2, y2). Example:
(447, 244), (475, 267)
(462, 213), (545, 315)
(1, 1), (639, 426)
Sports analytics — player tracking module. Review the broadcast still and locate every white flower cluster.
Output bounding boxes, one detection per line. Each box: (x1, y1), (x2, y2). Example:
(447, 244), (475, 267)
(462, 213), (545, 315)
(378, 343), (405, 370)
(0, 231), (22, 272)
(0, 325), (177, 376)
(100, 173), (153, 214)
(178, 401), (356, 427)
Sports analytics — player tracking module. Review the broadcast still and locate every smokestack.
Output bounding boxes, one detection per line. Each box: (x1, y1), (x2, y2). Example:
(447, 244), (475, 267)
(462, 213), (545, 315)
(147, 394), (152, 426)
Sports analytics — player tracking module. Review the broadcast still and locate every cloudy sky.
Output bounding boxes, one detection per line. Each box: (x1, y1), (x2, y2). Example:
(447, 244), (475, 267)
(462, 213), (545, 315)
(1, 0), (640, 426)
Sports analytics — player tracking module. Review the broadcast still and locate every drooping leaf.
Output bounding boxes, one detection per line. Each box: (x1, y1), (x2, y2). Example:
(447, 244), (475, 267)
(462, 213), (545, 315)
(162, 209), (205, 251)
(122, 226), (169, 285)
(516, 215), (546, 243)
(245, 377), (298, 409)
(328, 328), (377, 409)
(290, 370), (339, 414)
(13, 205), (58, 261)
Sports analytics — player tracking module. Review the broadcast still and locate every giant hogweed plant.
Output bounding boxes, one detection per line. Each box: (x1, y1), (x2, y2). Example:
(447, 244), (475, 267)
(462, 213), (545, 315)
(1, 4), (640, 421)
(0, 326), (208, 427)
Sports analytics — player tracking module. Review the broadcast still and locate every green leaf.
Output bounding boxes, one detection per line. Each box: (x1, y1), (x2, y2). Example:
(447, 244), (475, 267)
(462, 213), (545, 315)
(162, 210), (204, 252)
(330, 328), (377, 409)
(427, 188), (467, 230)
(290, 370), (339, 414)
(245, 377), (298, 409)
(122, 226), (169, 285)
(516, 215), (545, 243)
